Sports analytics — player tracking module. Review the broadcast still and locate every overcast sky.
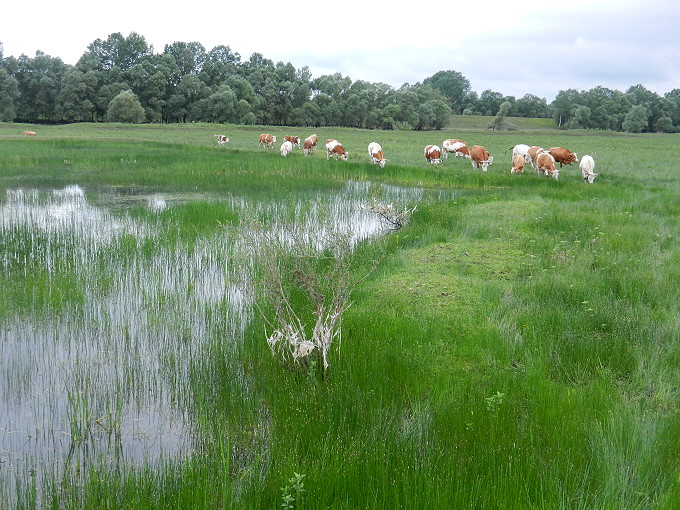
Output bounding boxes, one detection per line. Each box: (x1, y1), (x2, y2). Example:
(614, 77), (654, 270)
(2, 0), (678, 102)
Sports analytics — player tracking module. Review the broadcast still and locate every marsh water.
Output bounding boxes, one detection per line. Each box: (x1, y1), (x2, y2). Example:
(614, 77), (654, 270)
(0, 181), (432, 502)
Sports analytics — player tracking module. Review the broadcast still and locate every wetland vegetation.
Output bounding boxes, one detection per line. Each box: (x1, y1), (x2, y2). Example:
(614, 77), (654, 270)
(1, 122), (678, 509)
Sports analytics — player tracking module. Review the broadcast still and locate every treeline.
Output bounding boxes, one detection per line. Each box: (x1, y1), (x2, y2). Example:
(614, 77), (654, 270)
(0, 33), (679, 132)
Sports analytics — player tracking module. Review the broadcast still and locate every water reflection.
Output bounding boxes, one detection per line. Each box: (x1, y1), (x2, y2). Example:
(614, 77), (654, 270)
(0, 181), (422, 502)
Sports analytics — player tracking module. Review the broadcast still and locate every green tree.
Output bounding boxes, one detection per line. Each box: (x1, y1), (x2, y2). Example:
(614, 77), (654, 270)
(200, 45), (241, 87)
(166, 74), (210, 122)
(516, 94), (550, 118)
(106, 89), (146, 123)
(622, 105), (649, 133)
(163, 41), (207, 76)
(653, 115), (673, 132)
(55, 67), (96, 122)
(477, 89), (505, 116)
(78, 32), (152, 72)
(94, 81), (131, 121)
(488, 101), (512, 130)
(664, 89), (680, 127)
(199, 85), (238, 123)
(422, 70), (471, 113)
(551, 88), (581, 127)
(0, 67), (20, 121)
(567, 105), (592, 129)
(14, 51), (68, 121)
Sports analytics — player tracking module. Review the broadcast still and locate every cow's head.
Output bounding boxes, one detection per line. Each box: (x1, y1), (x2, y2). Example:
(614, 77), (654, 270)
(550, 168), (560, 180)
(583, 172), (598, 184)
(378, 158), (388, 168)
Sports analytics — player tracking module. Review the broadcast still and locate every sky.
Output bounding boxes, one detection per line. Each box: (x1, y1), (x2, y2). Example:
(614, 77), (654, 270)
(2, 0), (678, 102)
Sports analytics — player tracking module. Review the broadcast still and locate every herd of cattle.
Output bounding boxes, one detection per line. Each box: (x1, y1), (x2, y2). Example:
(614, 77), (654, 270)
(213, 132), (598, 184)
(19, 128), (596, 182)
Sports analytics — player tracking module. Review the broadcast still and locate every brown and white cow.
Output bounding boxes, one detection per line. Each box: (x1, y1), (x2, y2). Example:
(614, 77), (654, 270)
(303, 134), (319, 155)
(23, 130), (36, 136)
(259, 133), (277, 148)
(527, 146), (545, 169)
(442, 139), (470, 159)
(548, 147), (578, 167)
(325, 139), (348, 161)
(424, 145), (442, 164)
(280, 140), (293, 157)
(537, 152), (559, 180)
(470, 145), (494, 171)
(284, 135), (301, 149)
(511, 154), (525, 174)
(368, 142), (387, 167)
(214, 134), (229, 145)
(579, 155), (597, 183)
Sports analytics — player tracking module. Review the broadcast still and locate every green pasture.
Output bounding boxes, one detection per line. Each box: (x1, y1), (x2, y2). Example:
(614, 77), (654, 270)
(0, 122), (678, 509)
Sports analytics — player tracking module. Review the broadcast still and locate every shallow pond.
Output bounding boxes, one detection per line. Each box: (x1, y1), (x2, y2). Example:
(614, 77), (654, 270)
(0, 181), (430, 502)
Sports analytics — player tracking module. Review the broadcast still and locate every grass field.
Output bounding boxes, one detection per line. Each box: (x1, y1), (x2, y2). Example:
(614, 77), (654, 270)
(1, 122), (679, 509)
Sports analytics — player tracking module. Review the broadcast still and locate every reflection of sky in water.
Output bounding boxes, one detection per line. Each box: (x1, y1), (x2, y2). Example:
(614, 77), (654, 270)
(0, 182), (422, 501)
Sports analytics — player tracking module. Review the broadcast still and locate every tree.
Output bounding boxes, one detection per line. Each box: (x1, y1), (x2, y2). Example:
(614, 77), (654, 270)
(163, 41), (207, 76)
(478, 89), (505, 116)
(166, 74), (210, 122)
(567, 105), (592, 129)
(107, 89), (146, 123)
(516, 94), (550, 118)
(14, 51), (68, 122)
(488, 101), (512, 130)
(197, 85), (238, 123)
(200, 45), (241, 87)
(55, 68), (96, 122)
(551, 88), (581, 127)
(0, 67), (19, 121)
(622, 105), (649, 133)
(78, 32), (152, 72)
(653, 115), (673, 133)
(422, 70), (471, 113)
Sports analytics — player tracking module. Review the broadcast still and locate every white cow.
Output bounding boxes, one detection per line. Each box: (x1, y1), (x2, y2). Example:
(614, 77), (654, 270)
(579, 155), (597, 183)
(368, 142), (388, 167)
(511, 144), (533, 165)
(280, 140), (293, 157)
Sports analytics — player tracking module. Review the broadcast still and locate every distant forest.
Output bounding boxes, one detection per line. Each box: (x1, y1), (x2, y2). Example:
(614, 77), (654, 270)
(1, 32), (679, 132)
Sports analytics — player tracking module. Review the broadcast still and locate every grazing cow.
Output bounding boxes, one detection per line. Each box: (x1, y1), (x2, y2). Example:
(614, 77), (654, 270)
(442, 139), (470, 159)
(259, 133), (276, 148)
(537, 152), (559, 180)
(303, 134), (319, 155)
(23, 130), (36, 136)
(424, 145), (442, 164)
(214, 134), (229, 145)
(470, 145), (494, 171)
(526, 146), (545, 169)
(325, 139), (349, 161)
(368, 142), (387, 167)
(511, 154), (525, 174)
(579, 155), (597, 183)
(511, 143), (533, 165)
(548, 147), (578, 167)
(284, 135), (301, 149)
(280, 140), (293, 157)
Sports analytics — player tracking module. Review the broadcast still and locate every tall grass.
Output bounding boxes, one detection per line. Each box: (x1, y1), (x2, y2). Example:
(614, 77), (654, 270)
(1, 123), (678, 509)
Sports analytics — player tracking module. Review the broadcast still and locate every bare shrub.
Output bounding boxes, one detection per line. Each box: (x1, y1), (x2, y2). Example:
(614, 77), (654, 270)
(243, 221), (381, 377)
